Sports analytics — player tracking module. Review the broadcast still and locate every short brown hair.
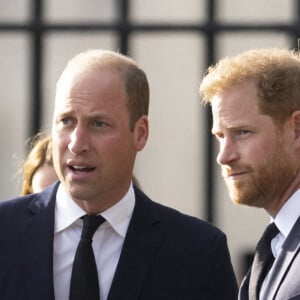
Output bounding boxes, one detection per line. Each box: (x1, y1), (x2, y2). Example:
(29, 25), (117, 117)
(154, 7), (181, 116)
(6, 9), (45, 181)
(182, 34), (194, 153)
(199, 48), (300, 125)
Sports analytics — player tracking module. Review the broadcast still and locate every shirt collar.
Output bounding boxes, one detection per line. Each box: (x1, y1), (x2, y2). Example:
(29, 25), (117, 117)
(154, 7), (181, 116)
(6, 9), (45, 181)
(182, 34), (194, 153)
(273, 189), (300, 237)
(54, 183), (135, 238)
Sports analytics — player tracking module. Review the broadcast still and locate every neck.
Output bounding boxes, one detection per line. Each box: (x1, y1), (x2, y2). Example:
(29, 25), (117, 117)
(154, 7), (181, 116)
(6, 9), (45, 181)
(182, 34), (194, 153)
(265, 169), (300, 218)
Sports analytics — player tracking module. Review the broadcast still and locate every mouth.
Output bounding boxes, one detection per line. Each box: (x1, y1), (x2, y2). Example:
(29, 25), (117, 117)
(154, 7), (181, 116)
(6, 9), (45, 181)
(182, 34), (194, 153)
(68, 164), (95, 173)
(224, 170), (248, 180)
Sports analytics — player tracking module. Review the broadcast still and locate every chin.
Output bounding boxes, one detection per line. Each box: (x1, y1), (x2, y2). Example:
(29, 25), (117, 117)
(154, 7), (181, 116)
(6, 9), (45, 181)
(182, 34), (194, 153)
(231, 195), (265, 208)
(229, 190), (250, 206)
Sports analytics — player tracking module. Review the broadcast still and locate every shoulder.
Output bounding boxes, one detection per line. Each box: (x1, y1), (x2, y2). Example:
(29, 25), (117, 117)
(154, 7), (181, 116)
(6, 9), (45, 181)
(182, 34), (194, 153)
(0, 193), (36, 211)
(0, 182), (58, 218)
(133, 187), (238, 298)
(0, 194), (38, 230)
(134, 186), (226, 244)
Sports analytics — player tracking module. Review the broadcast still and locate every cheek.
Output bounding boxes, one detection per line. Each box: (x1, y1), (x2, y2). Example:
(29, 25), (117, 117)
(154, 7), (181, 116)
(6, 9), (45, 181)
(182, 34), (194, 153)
(51, 145), (60, 173)
(52, 135), (68, 168)
(53, 132), (69, 151)
(246, 138), (275, 162)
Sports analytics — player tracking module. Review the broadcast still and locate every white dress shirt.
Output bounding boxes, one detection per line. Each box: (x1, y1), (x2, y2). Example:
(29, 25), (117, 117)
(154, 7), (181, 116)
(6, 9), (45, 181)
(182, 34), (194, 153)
(271, 189), (300, 257)
(260, 189), (300, 298)
(53, 183), (135, 300)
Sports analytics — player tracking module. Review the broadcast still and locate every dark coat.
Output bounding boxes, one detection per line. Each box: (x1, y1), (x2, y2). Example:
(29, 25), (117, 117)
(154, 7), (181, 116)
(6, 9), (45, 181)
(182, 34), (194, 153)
(0, 182), (238, 299)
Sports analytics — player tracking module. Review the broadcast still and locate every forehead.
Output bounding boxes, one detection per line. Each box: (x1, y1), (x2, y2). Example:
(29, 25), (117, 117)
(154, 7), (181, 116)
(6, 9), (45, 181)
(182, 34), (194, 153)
(211, 81), (261, 128)
(54, 68), (127, 111)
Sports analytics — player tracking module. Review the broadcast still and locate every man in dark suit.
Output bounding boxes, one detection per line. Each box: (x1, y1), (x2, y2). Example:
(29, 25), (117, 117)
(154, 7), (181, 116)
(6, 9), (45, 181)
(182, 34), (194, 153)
(200, 47), (300, 300)
(0, 49), (237, 299)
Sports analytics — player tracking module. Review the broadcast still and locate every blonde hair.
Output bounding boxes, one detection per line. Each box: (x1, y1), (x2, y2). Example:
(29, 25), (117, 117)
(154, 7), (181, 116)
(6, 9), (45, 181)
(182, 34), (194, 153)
(199, 48), (300, 125)
(21, 133), (53, 195)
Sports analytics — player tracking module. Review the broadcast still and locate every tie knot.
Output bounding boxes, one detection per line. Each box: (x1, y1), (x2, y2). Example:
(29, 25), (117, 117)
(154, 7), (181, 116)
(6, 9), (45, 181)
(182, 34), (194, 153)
(81, 215), (105, 240)
(259, 222), (279, 246)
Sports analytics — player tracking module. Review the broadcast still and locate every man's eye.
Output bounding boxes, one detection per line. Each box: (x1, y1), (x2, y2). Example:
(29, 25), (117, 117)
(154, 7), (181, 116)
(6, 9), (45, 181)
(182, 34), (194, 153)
(237, 130), (251, 138)
(94, 120), (107, 128)
(61, 118), (72, 125)
(239, 130), (249, 135)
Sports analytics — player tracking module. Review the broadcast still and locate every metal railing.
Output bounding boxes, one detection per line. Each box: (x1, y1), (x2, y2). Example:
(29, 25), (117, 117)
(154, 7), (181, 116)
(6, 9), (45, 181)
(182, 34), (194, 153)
(1, 0), (300, 222)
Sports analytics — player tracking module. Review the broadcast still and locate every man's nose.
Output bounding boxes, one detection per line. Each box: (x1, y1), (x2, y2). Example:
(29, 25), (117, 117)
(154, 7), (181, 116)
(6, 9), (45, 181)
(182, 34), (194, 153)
(68, 126), (90, 154)
(216, 138), (239, 166)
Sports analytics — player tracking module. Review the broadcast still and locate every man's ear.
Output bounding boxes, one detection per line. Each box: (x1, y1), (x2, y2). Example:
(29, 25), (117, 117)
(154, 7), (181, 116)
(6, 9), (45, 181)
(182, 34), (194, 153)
(133, 115), (149, 151)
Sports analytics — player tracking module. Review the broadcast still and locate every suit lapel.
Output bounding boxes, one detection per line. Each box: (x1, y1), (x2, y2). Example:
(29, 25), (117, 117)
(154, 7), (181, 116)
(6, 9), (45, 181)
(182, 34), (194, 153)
(20, 183), (58, 300)
(238, 269), (250, 300)
(261, 216), (300, 299)
(108, 188), (164, 300)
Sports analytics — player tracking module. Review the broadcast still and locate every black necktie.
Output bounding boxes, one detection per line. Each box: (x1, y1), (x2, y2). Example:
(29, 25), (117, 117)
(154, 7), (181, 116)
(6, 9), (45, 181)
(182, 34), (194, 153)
(249, 222), (279, 300)
(69, 215), (105, 300)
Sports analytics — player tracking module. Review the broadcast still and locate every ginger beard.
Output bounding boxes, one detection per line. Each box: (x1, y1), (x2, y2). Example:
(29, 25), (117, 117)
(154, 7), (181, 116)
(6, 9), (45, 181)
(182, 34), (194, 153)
(222, 137), (297, 208)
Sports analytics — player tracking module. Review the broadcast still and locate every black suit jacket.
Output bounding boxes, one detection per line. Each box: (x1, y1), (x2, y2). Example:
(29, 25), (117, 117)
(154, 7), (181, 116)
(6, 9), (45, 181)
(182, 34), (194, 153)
(0, 182), (237, 299)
